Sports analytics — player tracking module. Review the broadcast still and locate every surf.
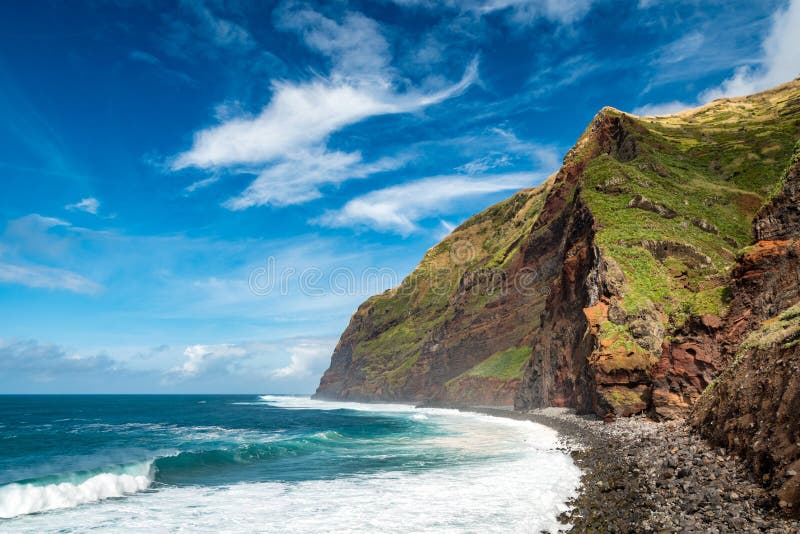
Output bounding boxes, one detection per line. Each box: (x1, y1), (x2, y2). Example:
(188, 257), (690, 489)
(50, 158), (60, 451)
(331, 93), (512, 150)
(0, 462), (154, 519)
(0, 395), (581, 531)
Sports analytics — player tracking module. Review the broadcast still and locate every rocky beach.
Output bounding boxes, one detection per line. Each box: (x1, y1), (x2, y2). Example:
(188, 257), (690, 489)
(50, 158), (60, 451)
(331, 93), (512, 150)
(480, 407), (800, 533)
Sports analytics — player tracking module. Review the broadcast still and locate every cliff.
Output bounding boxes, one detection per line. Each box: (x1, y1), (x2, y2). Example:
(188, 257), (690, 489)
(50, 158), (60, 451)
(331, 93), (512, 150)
(315, 182), (555, 406)
(690, 141), (800, 515)
(315, 79), (800, 418)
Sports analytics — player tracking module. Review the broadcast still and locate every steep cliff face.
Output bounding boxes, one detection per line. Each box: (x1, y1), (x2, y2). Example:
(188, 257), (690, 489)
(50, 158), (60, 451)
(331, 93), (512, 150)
(691, 142), (800, 515)
(315, 79), (800, 416)
(518, 80), (800, 417)
(315, 182), (555, 405)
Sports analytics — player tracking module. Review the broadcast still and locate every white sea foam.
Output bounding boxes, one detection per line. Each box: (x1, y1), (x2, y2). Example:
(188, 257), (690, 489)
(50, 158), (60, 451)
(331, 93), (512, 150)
(258, 395), (420, 412)
(4, 398), (581, 532)
(0, 462), (154, 519)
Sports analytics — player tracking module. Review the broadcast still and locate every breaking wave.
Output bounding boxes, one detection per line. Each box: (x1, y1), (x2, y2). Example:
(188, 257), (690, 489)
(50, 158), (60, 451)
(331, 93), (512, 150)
(0, 462), (154, 519)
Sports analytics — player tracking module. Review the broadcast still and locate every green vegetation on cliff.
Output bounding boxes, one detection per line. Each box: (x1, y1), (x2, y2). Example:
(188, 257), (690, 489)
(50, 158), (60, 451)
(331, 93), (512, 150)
(581, 83), (800, 366)
(458, 346), (532, 380)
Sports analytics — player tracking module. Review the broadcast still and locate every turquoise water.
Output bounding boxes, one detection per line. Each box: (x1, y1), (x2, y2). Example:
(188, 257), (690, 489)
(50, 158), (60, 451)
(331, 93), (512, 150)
(0, 395), (581, 532)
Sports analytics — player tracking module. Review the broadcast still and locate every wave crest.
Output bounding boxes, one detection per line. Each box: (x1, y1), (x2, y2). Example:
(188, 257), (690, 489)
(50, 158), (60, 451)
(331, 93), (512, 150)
(0, 462), (153, 519)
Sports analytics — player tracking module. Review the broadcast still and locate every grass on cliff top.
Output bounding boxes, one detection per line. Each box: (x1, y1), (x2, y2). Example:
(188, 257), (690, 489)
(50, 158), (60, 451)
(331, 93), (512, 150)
(643, 80), (800, 196)
(455, 346), (532, 380)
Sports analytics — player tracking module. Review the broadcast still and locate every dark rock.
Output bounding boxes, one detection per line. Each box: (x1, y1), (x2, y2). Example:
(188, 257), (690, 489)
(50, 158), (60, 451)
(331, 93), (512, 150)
(628, 194), (678, 219)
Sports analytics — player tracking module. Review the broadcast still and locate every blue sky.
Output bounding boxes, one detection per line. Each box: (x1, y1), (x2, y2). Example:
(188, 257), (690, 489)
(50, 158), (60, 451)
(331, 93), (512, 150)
(1, 0), (798, 393)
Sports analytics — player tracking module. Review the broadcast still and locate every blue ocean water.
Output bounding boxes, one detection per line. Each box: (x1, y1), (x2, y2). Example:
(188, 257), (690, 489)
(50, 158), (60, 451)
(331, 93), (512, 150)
(0, 395), (581, 532)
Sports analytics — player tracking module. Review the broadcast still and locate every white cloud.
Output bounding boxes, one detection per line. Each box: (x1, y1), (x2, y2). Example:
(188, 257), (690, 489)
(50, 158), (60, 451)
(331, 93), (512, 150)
(0, 261), (102, 294)
(655, 31), (704, 66)
(458, 154), (512, 174)
(637, 0), (800, 114)
(483, 0), (595, 25)
(700, 0), (800, 101)
(172, 343), (247, 377)
(0, 214), (102, 294)
(171, 6), (479, 209)
(270, 341), (332, 379)
(633, 100), (692, 116)
(3, 214), (78, 261)
(454, 127), (560, 174)
(440, 219), (457, 231)
(184, 175), (220, 193)
(65, 197), (100, 215)
(315, 172), (536, 234)
(8, 213), (70, 232)
(196, 6), (253, 50)
(0, 339), (121, 381)
(489, 127), (561, 169)
(274, 6), (391, 81)
(168, 339), (336, 383)
(173, 65), (477, 171)
(224, 149), (406, 209)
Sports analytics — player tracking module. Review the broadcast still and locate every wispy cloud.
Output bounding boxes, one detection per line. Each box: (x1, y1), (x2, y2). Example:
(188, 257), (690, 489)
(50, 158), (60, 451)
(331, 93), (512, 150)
(0, 214), (103, 293)
(636, 0), (800, 115)
(2, 214), (72, 260)
(653, 30), (705, 66)
(391, 0), (596, 25)
(700, 0), (800, 101)
(171, 6), (478, 209)
(0, 261), (102, 294)
(224, 150), (408, 209)
(173, 71), (475, 170)
(65, 197), (100, 215)
(447, 127), (560, 178)
(129, 50), (160, 65)
(184, 175), (220, 193)
(274, 5), (391, 81)
(315, 172), (537, 234)
(0, 339), (120, 383)
(161, 1), (255, 59)
(128, 49), (194, 85)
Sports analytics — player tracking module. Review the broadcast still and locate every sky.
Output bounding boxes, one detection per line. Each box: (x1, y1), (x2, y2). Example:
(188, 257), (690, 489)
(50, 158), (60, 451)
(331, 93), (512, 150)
(0, 0), (798, 394)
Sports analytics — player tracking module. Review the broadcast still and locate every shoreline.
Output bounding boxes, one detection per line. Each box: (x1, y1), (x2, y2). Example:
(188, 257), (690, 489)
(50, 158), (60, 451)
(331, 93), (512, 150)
(470, 407), (800, 533)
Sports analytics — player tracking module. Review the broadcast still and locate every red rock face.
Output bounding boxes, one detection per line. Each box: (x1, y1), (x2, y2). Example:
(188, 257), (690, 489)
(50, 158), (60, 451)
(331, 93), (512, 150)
(651, 317), (723, 420)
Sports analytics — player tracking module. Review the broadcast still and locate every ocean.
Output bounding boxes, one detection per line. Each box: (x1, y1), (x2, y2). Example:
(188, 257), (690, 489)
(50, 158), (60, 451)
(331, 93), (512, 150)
(0, 395), (581, 532)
